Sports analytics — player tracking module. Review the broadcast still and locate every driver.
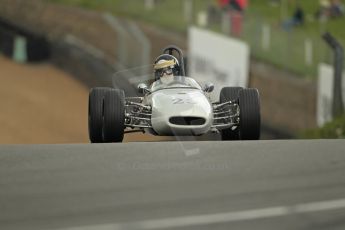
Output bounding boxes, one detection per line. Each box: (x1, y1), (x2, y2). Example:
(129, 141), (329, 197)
(153, 54), (180, 85)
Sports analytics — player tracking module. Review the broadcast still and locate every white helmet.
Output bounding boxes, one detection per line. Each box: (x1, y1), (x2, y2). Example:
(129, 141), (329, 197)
(153, 54), (180, 80)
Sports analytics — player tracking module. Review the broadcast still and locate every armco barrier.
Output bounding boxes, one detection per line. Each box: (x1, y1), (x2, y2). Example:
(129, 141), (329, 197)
(0, 0), (152, 69)
(0, 27), (14, 57)
(0, 18), (50, 62)
(50, 36), (137, 96)
(0, 17), (137, 96)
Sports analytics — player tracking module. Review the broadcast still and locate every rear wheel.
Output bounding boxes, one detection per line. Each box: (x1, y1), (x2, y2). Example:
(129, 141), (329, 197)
(219, 87), (243, 140)
(103, 89), (125, 143)
(88, 87), (111, 143)
(238, 88), (261, 140)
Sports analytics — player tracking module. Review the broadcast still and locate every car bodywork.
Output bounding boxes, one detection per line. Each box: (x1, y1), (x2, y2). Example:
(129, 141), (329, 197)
(125, 76), (239, 136)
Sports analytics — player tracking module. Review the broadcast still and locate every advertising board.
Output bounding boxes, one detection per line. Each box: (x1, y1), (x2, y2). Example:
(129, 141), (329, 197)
(188, 27), (250, 101)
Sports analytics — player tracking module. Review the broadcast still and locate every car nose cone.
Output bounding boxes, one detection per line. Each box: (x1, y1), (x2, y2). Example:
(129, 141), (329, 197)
(150, 89), (213, 135)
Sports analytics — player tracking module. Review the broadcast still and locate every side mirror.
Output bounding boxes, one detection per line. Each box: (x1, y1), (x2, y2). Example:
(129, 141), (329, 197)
(203, 82), (214, 93)
(137, 83), (150, 94)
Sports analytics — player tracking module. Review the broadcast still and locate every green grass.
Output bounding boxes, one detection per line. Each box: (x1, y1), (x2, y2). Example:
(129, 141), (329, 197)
(45, 0), (345, 78)
(299, 114), (345, 139)
(244, 1), (345, 76)
(241, 12), (335, 77)
(248, 0), (345, 39)
(46, 0), (204, 33)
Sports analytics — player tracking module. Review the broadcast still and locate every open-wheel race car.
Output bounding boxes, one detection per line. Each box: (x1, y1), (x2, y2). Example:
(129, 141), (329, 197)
(88, 46), (261, 143)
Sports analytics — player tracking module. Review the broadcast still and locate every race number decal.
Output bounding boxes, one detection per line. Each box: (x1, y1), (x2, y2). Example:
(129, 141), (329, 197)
(172, 98), (196, 104)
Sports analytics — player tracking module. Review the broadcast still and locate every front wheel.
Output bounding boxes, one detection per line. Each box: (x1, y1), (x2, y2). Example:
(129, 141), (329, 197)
(238, 88), (261, 140)
(88, 87), (111, 143)
(219, 87), (243, 140)
(103, 89), (125, 143)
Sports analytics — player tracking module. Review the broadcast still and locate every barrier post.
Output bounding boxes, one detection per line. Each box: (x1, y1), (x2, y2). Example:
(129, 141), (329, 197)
(322, 32), (344, 117)
(13, 36), (27, 63)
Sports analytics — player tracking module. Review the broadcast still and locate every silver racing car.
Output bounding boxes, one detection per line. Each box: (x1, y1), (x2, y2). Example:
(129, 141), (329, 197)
(88, 46), (260, 143)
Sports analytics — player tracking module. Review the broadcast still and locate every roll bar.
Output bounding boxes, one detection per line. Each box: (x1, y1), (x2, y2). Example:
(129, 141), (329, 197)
(162, 45), (186, 76)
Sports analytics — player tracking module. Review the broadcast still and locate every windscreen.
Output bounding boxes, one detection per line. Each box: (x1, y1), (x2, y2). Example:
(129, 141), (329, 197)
(112, 65), (154, 87)
(150, 76), (202, 92)
(113, 66), (202, 92)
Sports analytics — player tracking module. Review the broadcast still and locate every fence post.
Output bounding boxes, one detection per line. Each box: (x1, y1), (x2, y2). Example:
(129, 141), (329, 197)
(262, 24), (270, 51)
(197, 11), (208, 27)
(127, 21), (151, 73)
(304, 38), (313, 66)
(102, 13), (129, 66)
(322, 32), (344, 117)
(280, 0), (288, 21)
(145, 0), (155, 10)
(184, 0), (193, 24)
(221, 11), (230, 36)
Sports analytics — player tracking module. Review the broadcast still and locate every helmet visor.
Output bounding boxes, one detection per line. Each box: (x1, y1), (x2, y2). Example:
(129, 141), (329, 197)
(156, 66), (173, 77)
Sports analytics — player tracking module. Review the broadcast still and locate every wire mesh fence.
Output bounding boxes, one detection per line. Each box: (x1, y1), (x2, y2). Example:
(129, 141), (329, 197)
(106, 0), (344, 78)
(37, 0), (345, 78)
(114, 0), (345, 79)
(240, 11), (343, 78)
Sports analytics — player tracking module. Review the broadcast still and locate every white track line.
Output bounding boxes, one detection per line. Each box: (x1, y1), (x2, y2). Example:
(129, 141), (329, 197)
(59, 198), (345, 230)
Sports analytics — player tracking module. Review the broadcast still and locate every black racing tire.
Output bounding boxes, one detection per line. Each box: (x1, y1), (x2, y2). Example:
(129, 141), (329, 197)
(219, 87), (243, 141)
(88, 87), (111, 143)
(238, 88), (261, 140)
(103, 89), (125, 143)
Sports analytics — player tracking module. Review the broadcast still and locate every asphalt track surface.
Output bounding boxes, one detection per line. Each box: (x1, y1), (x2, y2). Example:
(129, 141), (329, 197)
(1, 140), (345, 230)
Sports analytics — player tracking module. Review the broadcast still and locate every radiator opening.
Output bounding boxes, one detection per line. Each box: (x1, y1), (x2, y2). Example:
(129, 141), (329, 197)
(169, 117), (206, 126)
